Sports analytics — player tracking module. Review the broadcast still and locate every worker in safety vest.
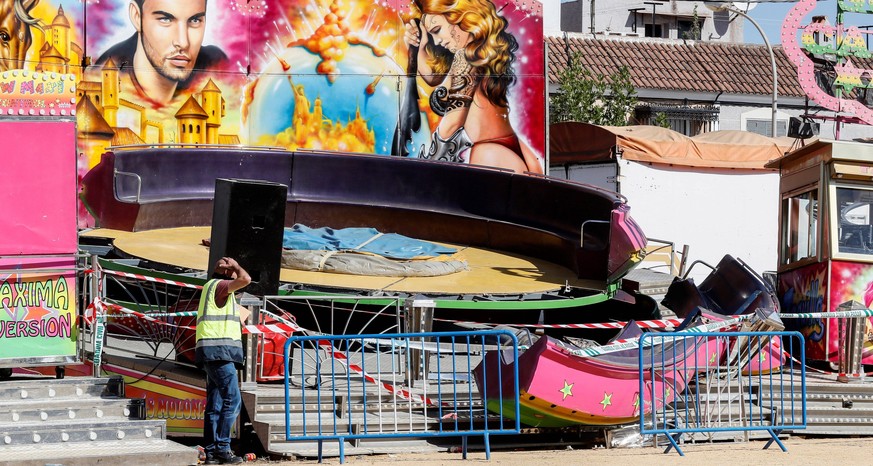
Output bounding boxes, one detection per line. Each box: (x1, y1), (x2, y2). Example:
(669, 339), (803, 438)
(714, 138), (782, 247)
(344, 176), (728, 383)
(196, 256), (251, 465)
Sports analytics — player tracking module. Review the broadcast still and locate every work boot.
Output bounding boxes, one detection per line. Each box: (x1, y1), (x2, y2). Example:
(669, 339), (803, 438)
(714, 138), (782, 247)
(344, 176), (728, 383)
(204, 450), (244, 464)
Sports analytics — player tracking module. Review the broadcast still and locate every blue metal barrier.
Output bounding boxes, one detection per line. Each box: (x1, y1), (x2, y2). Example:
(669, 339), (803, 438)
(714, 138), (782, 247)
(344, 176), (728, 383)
(638, 331), (806, 456)
(283, 330), (520, 463)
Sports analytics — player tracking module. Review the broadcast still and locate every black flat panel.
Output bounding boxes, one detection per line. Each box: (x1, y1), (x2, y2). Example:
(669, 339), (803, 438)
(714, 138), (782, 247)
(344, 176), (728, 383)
(208, 178), (287, 296)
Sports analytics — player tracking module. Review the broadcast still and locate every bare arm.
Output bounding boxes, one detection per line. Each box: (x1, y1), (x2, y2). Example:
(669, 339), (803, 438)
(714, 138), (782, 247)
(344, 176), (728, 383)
(404, 20), (442, 87)
(216, 257), (251, 293)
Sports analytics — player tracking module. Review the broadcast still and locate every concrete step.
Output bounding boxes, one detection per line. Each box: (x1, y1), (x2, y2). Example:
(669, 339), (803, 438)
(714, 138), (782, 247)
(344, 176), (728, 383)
(262, 422), (474, 444)
(805, 401), (873, 411)
(805, 379), (873, 394)
(267, 438), (444, 459)
(254, 394), (481, 417)
(0, 438), (199, 466)
(253, 419), (353, 443)
(806, 405), (873, 422)
(0, 398), (139, 423)
(260, 406), (450, 424)
(257, 400), (343, 416)
(0, 377), (121, 401)
(0, 418), (168, 446)
(801, 392), (873, 403)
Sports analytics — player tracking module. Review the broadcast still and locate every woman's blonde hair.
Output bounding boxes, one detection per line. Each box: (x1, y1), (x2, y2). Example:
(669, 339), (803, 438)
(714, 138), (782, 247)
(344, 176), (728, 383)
(412, 0), (518, 108)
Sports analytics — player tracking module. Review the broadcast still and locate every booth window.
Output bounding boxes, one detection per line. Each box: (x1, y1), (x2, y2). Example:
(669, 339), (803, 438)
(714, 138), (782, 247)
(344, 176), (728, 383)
(782, 190), (818, 264)
(836, 187), (873, 257)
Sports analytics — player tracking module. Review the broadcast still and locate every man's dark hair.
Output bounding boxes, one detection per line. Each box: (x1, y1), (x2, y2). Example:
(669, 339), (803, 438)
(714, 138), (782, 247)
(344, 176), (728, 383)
(211, 259), (226, 280)
(133, 0), (208, 9)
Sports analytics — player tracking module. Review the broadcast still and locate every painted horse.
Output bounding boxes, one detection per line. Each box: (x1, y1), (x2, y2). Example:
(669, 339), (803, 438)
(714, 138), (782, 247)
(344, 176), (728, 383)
(0, 0), (39, 72)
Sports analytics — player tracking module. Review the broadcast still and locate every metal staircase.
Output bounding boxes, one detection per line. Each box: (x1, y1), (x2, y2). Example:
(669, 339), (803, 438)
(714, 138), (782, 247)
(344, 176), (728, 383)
(0, 376), (198, 466)
(798, 374), (873, 435)
(243, 386), (452, 459)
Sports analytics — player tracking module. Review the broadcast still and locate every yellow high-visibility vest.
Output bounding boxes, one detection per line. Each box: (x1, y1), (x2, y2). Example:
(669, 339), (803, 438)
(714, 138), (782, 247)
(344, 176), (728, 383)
(195, 279), (242, 349)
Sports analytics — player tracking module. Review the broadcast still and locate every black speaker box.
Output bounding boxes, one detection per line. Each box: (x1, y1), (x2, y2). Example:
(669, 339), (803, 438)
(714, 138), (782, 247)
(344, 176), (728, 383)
(208, 178), (288, 296)
(787, 116), (819, 139)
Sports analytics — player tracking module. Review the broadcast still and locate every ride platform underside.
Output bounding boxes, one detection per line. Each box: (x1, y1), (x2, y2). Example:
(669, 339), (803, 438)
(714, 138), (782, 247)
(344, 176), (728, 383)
(82, 226), (603, 299)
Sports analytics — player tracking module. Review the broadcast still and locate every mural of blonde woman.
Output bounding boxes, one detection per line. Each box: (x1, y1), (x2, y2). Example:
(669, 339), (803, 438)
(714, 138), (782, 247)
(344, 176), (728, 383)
(404, 0), (543, 174)
(0, 0), (40, 72)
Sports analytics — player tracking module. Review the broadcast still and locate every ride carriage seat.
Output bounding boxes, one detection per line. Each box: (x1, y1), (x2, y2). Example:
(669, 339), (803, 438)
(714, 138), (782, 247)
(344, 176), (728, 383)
(661, 254), (778, 318)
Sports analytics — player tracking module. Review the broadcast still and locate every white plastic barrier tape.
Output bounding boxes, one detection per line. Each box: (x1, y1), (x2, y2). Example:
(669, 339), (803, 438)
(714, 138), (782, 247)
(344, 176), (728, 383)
(566, 315), (751, 359)
(89, 297), (300, 335)
(315, 339), (444, 407)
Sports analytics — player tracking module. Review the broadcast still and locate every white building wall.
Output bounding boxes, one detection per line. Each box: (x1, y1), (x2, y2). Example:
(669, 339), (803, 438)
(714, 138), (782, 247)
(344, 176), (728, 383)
(716, 103), (871, 141)
(559, 163), (617, 187)
(542, 0), (562, 36)
(617, 160), (780, 283)
(556, 0), (743, 42)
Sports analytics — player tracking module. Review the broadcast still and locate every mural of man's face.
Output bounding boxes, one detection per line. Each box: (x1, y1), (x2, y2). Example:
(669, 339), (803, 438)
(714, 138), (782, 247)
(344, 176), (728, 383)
(130, 0), (207, 83)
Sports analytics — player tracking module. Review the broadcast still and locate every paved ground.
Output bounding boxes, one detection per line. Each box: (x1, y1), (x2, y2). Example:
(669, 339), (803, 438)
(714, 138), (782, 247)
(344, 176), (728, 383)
(258, 436), (871, 465)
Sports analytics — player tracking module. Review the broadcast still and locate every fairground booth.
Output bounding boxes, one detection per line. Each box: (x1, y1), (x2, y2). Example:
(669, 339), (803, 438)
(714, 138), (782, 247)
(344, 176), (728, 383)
(767, 140), (873, 370)
(0, 74), (81, 378)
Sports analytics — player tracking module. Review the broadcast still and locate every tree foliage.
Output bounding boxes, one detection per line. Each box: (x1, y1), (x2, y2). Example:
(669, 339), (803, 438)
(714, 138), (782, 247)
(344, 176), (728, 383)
(653, 112), (671, 128)
(683, 6), (702, 40)
(549, 52), (637, 126)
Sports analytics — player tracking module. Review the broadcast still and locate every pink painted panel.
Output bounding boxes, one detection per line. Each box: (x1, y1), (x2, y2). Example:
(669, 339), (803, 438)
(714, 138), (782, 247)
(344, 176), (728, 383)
(0, 120), (77, 255)
(829, 261), (873, 364)
(778, 262), (829, 361)
(0, 257), (78, 360)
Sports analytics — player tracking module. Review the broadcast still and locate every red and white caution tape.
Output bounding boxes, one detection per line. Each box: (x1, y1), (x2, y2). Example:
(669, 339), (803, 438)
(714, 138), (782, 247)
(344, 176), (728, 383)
(319, 302), (689, 330)
(245, 321), (300, 335)
(316, 339), (442, 407)
(91, 297), (300, 335)
(81, 299), (103, 327)
(525, 307), (873, 332)
(100, 269), (203, 289)
(781, 308), (873, 320)
(566, 315), (752, 359)
(103, 311), (199, 318)
(518, 318), (685, 330)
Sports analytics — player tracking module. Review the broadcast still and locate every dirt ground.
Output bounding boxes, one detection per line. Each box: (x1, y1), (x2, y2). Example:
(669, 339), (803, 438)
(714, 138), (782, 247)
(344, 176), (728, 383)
(270, 437), (871, 465)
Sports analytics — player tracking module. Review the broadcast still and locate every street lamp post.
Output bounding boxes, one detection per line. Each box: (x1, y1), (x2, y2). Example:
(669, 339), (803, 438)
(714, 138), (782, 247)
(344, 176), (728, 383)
(706, 2), (778, 137)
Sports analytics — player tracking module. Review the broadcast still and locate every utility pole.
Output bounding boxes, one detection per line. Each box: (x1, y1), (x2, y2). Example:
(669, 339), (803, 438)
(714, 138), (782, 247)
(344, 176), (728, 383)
(705, 2), (778, 137)
(628, 7), (645, 34)
(643, 2), (664, 38)
(590, 0), (595, 34)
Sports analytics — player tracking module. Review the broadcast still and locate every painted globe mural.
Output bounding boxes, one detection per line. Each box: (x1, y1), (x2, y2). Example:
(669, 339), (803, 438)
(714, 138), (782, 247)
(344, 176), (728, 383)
(246, 42), (429, 156)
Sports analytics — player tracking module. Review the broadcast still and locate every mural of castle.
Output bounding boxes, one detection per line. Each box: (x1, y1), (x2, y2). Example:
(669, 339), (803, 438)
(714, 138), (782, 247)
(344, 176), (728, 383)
(77, 59), (237, 167)
(1, 0), (544, 213)
(267, 81), (375, 152)
(176, 79), (228, 146)
(34, 6), (82, 79)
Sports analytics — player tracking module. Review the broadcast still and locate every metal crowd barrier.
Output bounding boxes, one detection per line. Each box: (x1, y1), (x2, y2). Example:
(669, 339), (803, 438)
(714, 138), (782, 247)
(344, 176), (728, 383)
(639, 330), (806, 456)
(283, 330), (520, 464)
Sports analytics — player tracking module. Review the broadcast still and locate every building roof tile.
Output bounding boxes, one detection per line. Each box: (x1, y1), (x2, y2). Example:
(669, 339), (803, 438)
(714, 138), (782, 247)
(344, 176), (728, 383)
(546, 35), (829, 98)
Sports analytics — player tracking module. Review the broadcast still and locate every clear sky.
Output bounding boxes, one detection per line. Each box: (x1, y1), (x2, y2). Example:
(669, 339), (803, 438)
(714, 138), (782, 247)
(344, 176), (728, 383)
(743, 0), (873, 44)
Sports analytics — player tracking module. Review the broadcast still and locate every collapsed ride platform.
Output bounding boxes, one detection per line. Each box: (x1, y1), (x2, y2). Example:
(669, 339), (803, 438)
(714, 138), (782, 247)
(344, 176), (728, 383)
(2, 142), (861, 461)
(70, 145), (661, 454)
(81, 146), (654, 330)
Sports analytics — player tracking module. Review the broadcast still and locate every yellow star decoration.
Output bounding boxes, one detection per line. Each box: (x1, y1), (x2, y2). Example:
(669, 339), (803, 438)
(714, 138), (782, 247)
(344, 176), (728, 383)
(664, 387), (671, 399)
(600, 392), (613, 410)
(632, 393), (640, 411)
(559, 380), (574, 400)
(759, 352), (768, 363)
(709, 353), (718, 365)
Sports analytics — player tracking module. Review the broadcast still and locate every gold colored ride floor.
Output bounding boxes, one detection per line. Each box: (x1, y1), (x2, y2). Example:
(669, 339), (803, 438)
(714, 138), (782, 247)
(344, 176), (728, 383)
(83, 227), (599, 295)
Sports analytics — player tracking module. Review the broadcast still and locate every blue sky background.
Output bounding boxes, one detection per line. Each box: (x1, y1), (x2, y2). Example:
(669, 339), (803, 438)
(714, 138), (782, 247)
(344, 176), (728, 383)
(744, 0), (873, 44)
